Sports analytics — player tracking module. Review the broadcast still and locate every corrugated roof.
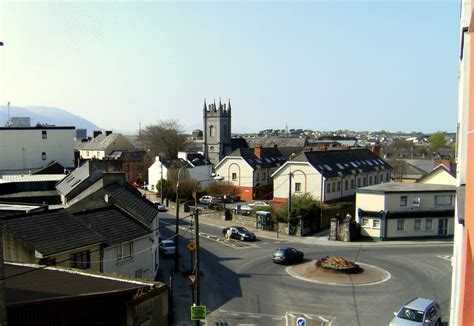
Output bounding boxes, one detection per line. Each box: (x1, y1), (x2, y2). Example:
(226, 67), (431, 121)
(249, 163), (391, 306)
(0, 209), (105, 256)
(74, 206), (150, 246)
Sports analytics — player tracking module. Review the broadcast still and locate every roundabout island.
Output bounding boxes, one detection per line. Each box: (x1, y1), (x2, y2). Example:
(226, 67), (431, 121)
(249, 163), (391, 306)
(287, 256), (391, 286)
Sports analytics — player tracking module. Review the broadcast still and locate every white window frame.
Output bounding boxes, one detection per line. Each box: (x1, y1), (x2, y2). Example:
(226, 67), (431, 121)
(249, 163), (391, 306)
(435, 195), (453, 206)
(361, 218), (369, 227)
(231, 172), (237, 181)
(426, 219), (433, 230)
(397, 219), (405, 231)
(412, 197), (421, 207)
(295, 182), (301, 193)
(400, 196), (408, 207)
(372, 219), (380, 229)
(414, 219), (421, 231)
(117, 241), (133, 261)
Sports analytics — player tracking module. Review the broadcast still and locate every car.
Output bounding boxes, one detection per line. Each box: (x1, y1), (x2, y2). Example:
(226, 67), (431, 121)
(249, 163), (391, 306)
(198, 196), (214, 205)
(233, 204), (253, 215)
(272, 247), (304, 264)
(222, 226), (256, 241)
(248, 201), (270, 208)
(389, 298), (441, 326)
(155, 203), (167, 212)
(159, 240), (176, 256)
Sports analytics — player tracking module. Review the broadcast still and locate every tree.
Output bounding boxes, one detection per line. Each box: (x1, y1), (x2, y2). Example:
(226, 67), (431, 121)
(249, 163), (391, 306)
(205, 181), (239, 197)
(273, 193), (320, 223)
(138, 120), (187, 159)
(429, 131), (447, 151)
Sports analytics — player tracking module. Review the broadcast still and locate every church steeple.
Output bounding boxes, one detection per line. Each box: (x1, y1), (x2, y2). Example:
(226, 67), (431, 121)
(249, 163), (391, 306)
(227, 99), (232, 112)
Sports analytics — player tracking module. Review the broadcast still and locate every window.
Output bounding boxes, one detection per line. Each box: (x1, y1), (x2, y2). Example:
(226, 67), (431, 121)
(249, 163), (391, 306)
(414, 219), (421, 231)
(96, 151), (100, 157)
(351, 179), (355, 189)
(135, 269), (144, 278)
(232, 173), (237, 181)
(337, 181), (341, 191)
(435, 195), (453, 206)
(372, 219), (380, 229)
(117, 242), (133, 261)
(426, 219), (433, 230)
(369, 176), (372, 185)
(412, 197), (421, 207)
(39, 257), (56, 266)
(209, 125), (214, 137)
(295, 182), (301, 192)
(361, 218), (369, 227)
(42, 130), (47, 139)
(375, 175), (378, 184)
(363, 177), (367, 186)
(400, 196), (408, 207)
(41, 152), (47, 160)
(256, 173), (260, 181)
(71, 250), (91, 269)
(397, 219), (405, 231)
(345, 180), (348, 190)
(357, 178), (361, 187)
(386, 173), (390, 182)
(86, 151), (90, 156)
(332, 183), (335, 193)
(262, 172), (266, 180)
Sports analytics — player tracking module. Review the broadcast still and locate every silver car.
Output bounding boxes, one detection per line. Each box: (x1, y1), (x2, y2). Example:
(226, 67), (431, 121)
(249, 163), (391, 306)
(389, 298), (441, 326)
(159, 240), (176, 256)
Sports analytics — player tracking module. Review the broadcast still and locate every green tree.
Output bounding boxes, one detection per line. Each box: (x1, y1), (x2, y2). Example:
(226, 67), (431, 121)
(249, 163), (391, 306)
(429, 131), (447, 151)
(273, 193), (321, 223)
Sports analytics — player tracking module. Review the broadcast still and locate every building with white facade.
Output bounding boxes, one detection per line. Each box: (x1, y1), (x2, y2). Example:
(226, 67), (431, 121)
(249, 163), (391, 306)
(0, 126), (75, 173)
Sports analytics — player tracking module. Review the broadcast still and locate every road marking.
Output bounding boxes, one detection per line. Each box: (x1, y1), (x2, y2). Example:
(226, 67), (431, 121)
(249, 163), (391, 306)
(288, 313), (296, 318)
(229, 313), (239, 316)
(318, 316), (329, 322)
(272, 317), (284, 320)
(248, 315), (261, 318)
(218, 309), (284, 319)
(304, 314), (313, 319)
(437, 255), (452, 261)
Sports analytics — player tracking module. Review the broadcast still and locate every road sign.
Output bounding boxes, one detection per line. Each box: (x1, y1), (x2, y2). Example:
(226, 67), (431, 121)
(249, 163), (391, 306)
(187, 242), (196, 251)
(187, 274), (196, 285)
(296, 317), (306, 326)
(191, 305), (206, 320)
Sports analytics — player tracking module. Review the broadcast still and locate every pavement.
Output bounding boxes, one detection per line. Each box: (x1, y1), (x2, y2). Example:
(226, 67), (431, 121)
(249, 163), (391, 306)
(162, 203), (453, 326)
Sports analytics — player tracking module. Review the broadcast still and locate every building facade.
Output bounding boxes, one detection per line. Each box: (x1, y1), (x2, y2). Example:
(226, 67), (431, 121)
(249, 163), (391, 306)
(0, 126), (75, 173)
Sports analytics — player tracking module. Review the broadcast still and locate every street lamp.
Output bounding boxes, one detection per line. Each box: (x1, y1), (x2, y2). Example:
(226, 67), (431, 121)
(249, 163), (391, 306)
(193, 175), (224, 322)
(287, 153), (296, 236)
(175, 158), (199, 272)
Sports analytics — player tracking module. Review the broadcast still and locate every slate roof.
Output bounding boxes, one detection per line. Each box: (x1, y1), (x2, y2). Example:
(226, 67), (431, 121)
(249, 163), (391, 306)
(108, 150), (146, 161)
(74, 206), (150, 246)
(33, 161), (66, 175)
(0, 209), (104, 256)
(104, 183), (157, 225)
(231, 137), (248, 150)
(5, 262), (158, 305)
(294, 148), (392, 178)
(185, 153), (211, 166)
(228, 148), (287, 170)
(76, 134), (134, 151)
(245, 137), (309, 148)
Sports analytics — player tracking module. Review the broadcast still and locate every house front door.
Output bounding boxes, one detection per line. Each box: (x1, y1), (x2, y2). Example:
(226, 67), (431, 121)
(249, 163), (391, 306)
(438, 218), (448, 236)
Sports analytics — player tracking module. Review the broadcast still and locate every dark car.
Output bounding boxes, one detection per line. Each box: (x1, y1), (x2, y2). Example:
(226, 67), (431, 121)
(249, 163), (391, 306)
(222, 226), (256, 241)
(272, 247), (304, 264)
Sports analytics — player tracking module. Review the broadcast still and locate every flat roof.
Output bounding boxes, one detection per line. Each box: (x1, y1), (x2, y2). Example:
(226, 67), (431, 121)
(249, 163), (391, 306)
(0, 126), (75, 130)
(356, 182), (456, 194)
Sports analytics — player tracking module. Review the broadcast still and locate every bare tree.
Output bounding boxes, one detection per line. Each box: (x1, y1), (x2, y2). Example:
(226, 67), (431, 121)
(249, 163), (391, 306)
(138, 120), (187, 159)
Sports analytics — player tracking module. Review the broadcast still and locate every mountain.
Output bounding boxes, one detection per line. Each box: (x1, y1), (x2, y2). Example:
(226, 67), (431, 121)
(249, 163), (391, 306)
(0, 105), (101, 133)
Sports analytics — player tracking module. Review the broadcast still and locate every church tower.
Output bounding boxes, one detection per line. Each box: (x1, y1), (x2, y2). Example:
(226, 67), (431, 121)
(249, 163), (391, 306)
(203, 98), (232, 165)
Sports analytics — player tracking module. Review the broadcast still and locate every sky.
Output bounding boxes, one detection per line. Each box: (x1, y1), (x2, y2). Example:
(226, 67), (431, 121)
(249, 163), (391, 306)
(0, 0), (461, 134)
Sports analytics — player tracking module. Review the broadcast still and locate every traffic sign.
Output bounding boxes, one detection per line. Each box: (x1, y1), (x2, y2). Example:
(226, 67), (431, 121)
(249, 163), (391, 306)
(296, 317), (306, 326)
(191, 305), (206, 320)
(187, 242), (196, 251)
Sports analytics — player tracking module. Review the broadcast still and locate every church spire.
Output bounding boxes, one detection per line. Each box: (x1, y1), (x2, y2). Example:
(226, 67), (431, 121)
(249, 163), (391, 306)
(203, 98), (207, 111)
(227, 99), (232, 111)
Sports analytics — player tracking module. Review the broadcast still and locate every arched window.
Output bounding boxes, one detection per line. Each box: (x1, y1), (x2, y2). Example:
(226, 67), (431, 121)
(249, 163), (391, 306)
(209, 125), (214, 137)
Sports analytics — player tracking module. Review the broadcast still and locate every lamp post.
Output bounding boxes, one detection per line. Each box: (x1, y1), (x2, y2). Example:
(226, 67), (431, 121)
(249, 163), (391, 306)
(193, 175), (224, 322)
(287, 153), (296, 236)
(174, 158), (199, 272)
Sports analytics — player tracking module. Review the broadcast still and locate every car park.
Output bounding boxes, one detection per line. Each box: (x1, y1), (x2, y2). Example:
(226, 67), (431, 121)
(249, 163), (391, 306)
(389, 298), (441, 326)
(159, 240), (176, 257)
(222, 226), (256, 241)
(272, 247), (304, 264)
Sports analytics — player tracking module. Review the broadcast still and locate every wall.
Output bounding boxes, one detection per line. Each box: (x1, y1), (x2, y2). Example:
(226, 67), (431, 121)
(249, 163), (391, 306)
(49, 244), (102, 271)
(216, 157), (254, 200)
(147, 157), (168, 192)
(386, 217), (454, 238)
(0, 128), (75, 171)
(419, 170), (456, 186)
(273, 162), (323, 201)
(384, 191), (455, 211)
(356, 193), (385, 213)
(103, 235), (154, 280)
(3, 229), (36, 263)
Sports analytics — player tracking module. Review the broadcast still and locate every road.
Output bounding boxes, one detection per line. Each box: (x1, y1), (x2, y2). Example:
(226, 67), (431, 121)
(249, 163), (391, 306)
(157, 213), (452, 326)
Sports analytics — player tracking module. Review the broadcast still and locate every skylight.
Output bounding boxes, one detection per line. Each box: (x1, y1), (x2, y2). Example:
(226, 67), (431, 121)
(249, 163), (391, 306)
(336, 163), (344, 169)
(323, 164), (333, 171)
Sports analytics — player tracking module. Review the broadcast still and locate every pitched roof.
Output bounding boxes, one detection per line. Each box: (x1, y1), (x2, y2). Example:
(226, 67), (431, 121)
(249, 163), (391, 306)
(0, 209), (104, 256)
(104, 183), (157, 225)
(33, 161), (66, 175)
(229, 148), (287, 170)
(5, 262), (159, 305)
(74, 206), (150, 246)
(185, 153), (211, 166)
(76, 134), (135, 151)
(295, 148), (392, 178)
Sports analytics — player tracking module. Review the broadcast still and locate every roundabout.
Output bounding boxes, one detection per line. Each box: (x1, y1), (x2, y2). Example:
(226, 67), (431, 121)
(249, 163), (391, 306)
(286, 259), (391, 286)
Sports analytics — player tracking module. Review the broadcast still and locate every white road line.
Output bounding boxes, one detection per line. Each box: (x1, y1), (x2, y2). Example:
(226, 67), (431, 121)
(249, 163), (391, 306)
(272, 317), (284, 320)
(229, 313), (239, 316)
(318, 316), (329, 322)
(304, 314), (313, 319)
(437, 255), (452, 261)
(248, 315), (261, 318)
(288, 313), (296, 318)
(218, 309), (284, 319)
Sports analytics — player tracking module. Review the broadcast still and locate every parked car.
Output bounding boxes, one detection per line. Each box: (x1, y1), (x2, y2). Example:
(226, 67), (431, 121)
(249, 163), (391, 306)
(233, 204), (253, 215)
(389, 298), (441, 326)
(155, 202), (167, 212)
(222, 226), (256, 241)
(272, 247), (304, 264)
(159, 240), (176, 256)
(198, 196), (214, 205)
(248, 201), (270, 208)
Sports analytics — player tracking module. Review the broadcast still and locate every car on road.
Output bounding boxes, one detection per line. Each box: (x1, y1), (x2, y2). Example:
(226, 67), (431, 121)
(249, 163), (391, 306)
(159, 240), (176, 257)
(248, 201), (270, 208)
(222, 226), (256, 241)
(389, 297), (441, 326)
(199, 196), (214, 205)
(155, 203), (167, 212)
(272, 247), (304, 264)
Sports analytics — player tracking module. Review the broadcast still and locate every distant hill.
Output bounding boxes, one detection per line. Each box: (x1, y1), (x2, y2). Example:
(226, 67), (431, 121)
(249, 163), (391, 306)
(0, 105), (101, 133)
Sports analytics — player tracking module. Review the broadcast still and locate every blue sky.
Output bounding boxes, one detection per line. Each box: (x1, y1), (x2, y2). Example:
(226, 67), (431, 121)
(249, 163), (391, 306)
(0, 1), (460, 134)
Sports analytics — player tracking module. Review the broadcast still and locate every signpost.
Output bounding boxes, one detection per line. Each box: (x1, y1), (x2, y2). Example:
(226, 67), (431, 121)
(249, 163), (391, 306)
(191, 305), (206, 320)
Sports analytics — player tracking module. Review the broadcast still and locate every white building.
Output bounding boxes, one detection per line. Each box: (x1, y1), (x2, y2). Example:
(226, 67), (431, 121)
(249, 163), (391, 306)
(76, 132), (135, 160)
(0, 126), (75, 173)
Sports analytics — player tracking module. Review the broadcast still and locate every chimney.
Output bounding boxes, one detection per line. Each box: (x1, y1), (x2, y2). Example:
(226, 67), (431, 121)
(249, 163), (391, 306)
(372, 145), (381, 157)
(255, 145), (263, 158)
(93, 130), (102, 138)
(105, 130), (112, 136)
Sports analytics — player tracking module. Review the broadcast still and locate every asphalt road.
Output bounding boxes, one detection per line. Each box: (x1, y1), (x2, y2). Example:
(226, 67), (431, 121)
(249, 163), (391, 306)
(158, 214), (452, 326)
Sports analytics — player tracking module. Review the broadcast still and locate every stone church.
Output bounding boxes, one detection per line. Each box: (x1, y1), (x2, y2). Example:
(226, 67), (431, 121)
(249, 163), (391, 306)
(203, 99), (234, 165)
